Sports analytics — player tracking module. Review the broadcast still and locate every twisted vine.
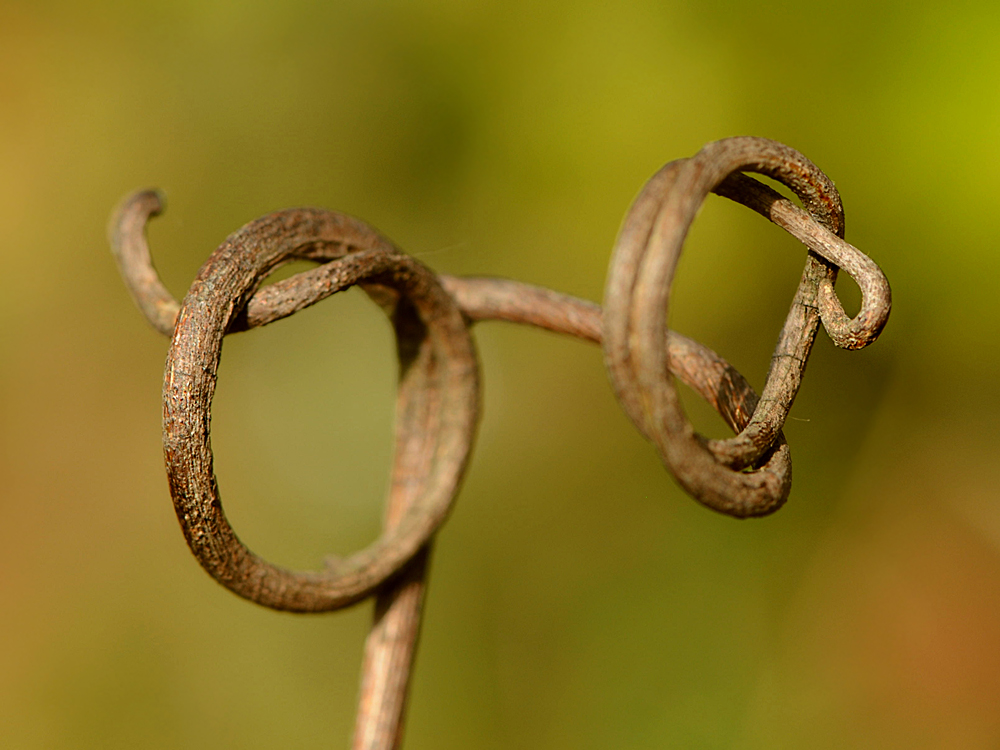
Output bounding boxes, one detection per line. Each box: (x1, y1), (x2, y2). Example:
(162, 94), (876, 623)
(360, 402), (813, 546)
(110, 136), (891, 749)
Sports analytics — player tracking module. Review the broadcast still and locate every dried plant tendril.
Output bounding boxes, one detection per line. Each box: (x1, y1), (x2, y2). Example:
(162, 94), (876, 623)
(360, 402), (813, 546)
(109, 136), (890, 750)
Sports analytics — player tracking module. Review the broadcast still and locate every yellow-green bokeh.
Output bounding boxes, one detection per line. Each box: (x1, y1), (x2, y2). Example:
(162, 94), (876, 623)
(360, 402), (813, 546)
(3, 1), (1000, 747)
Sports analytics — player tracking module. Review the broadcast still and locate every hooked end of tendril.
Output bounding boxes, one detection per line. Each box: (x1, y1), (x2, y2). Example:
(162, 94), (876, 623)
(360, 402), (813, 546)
(108, 188), (165, 243)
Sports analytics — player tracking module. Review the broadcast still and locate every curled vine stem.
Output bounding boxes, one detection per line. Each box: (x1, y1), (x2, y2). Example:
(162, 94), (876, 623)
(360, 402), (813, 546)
(604, 136), (890, 517)
(110, 135), (890, 750)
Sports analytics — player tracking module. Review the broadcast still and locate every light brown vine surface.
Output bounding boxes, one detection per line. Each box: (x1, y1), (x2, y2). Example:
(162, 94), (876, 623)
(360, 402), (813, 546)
(110, 136), (891, 750)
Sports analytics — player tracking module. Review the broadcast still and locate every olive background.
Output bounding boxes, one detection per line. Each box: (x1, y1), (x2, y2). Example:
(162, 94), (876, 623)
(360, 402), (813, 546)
(3, 1), (1000, 748)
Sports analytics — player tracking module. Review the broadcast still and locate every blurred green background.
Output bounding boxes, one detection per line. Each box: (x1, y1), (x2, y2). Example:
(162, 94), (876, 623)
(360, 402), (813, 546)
(3, 0), (1000, 747)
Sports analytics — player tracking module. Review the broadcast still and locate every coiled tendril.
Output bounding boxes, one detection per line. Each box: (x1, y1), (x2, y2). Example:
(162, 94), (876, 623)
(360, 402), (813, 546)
(110, 136), (890, 750)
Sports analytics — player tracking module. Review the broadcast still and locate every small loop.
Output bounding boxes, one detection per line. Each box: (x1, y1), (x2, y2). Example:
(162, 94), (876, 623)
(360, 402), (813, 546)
(714, 173), (891, 350)
(603, 136), (890, 517)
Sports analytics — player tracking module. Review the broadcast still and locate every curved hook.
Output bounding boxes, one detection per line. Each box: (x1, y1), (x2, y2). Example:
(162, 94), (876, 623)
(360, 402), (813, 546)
(109, 191), (178, 336)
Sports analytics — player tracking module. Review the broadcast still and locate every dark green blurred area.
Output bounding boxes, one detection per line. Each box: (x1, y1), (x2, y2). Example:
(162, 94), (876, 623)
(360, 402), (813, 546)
(4, 0), (1000, 747)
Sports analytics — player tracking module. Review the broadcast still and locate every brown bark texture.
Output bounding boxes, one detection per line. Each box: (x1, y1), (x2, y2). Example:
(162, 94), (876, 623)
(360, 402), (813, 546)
(109, 136), (891, 749)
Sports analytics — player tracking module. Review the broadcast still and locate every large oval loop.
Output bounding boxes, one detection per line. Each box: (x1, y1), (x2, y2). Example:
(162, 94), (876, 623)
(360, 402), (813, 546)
(161, 209), (479, 612)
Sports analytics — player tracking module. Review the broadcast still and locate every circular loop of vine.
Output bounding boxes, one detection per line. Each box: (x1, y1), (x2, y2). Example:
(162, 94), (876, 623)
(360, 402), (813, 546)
(115, 195), (480, 612)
